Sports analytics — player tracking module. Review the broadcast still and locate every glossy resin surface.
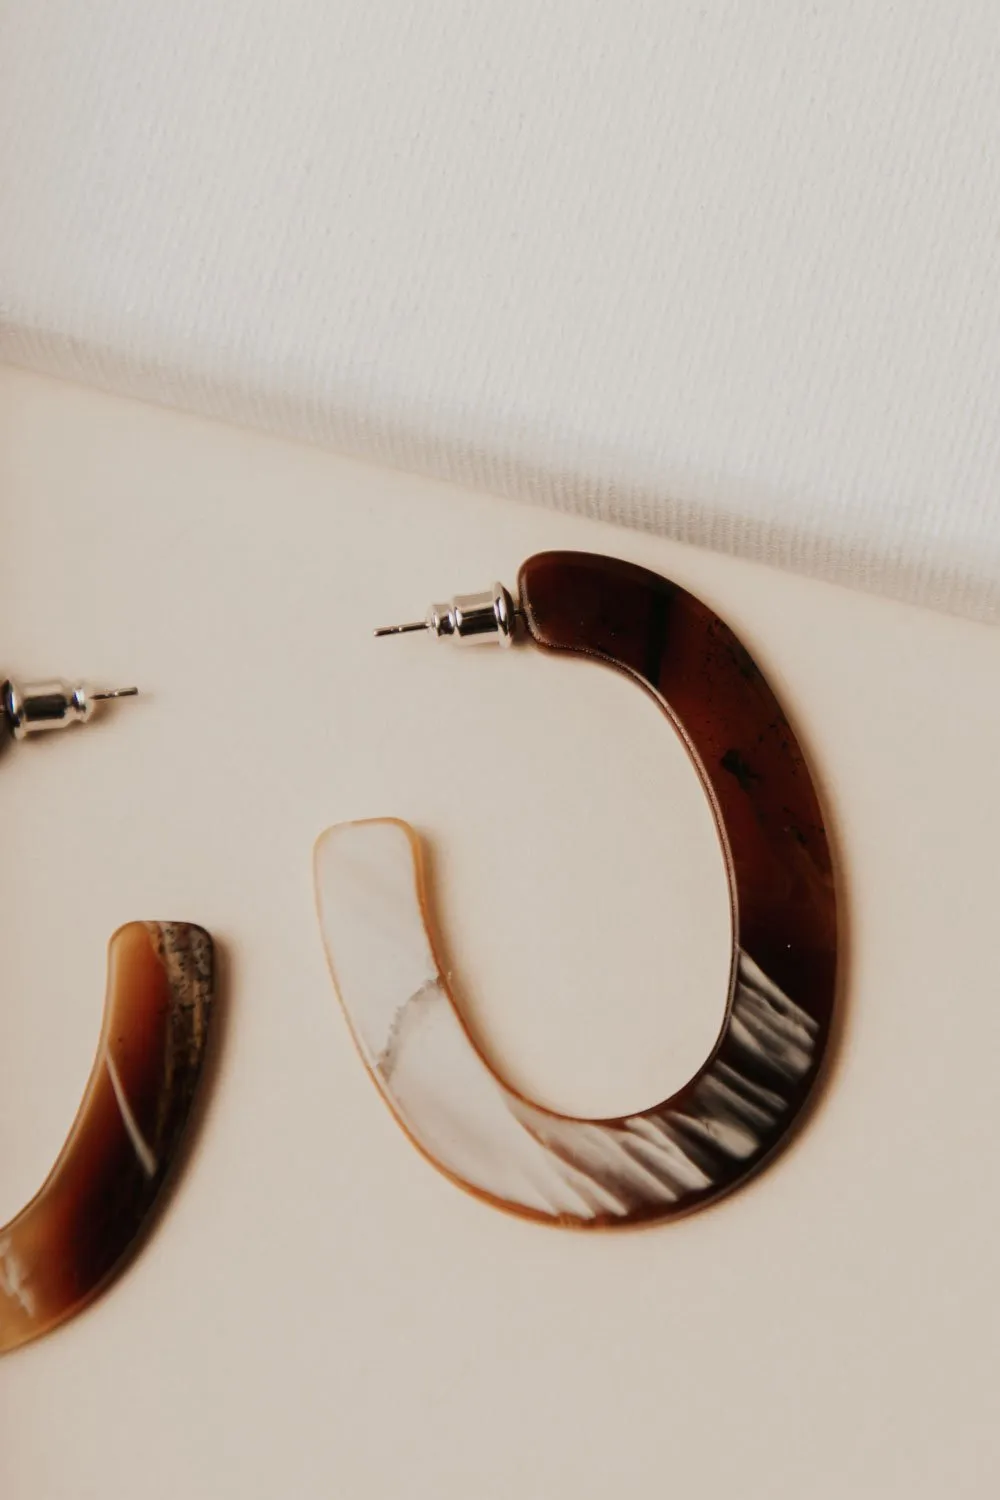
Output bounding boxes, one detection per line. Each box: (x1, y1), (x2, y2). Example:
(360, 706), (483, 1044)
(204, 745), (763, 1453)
(316, 551), (836, 1227)
(0, 921), (214, 1353)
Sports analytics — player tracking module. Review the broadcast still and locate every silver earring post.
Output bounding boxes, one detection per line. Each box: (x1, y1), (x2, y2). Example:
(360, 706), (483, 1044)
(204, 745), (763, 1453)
(373, 621), (431, 639)
(375, 582), (517, 647)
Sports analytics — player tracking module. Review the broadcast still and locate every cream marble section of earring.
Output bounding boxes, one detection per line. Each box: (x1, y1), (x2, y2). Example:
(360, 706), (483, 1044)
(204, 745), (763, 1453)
(315, 818), (819, 1226)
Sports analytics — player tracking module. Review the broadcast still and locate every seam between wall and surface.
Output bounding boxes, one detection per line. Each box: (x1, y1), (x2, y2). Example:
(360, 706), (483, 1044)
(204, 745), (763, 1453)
(1, 318), (997, 630)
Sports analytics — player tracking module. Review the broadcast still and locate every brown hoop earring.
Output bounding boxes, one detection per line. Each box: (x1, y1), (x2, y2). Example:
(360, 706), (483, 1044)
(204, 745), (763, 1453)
(315, 551), (837, 1228)
(0, 676), (215, 1353)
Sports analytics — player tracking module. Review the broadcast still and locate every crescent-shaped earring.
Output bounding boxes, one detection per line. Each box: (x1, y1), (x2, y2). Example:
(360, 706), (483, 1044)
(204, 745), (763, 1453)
(315, 551), (837, 1228)
(1, 676), (215, 1354)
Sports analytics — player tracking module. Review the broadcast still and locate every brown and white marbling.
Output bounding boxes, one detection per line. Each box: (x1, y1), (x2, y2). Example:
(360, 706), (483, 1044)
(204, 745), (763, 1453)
(0, 921), (214, 1354)
(315, 551), (837, 1227)
(316, 820), (819, 1225)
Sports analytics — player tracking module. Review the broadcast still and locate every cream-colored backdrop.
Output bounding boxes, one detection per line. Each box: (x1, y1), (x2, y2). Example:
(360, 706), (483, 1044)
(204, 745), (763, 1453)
(1, 367), (997, 1497)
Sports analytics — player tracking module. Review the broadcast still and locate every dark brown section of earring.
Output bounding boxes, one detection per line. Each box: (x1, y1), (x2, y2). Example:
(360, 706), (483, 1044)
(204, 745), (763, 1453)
(0, 922), (215, 1355)
(518, 549), (836, 1065)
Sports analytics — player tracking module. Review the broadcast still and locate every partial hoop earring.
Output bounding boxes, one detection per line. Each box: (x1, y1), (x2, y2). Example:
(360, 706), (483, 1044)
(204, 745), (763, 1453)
(315, 551), (837, 1229)
(0, 677), (215, 1354)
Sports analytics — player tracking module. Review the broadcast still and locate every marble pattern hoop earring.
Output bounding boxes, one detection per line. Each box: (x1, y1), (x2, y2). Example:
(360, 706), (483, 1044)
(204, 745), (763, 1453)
(315, 551), (837, 1228)
(0, 676), (215, 1354)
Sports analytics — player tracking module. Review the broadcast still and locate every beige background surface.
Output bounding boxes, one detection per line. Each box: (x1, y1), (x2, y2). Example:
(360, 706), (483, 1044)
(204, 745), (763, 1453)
(1, 366), (998, 1497)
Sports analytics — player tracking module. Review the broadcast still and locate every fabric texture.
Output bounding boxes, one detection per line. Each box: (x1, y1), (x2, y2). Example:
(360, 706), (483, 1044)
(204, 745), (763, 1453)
(3, 2), (1000, 622)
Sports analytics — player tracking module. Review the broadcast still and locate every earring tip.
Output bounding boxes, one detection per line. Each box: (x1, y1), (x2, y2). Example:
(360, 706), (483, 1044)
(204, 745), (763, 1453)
(373, 622), (427, 638)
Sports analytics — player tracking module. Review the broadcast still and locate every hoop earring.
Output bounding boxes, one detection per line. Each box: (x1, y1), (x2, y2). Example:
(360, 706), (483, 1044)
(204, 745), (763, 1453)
(1, 677), (215, 1354)
(315, 551), (836, 1228)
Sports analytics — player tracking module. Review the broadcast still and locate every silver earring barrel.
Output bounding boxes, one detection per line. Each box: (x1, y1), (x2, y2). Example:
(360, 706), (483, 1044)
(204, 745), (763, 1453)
(2, 679), (138, 739)
(428, 583), (518, 645)
(375, 582), (517, 646)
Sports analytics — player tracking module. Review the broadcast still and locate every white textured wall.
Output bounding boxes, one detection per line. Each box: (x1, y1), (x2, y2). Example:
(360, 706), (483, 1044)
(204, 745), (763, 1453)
(3, 2), (1000, 620)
